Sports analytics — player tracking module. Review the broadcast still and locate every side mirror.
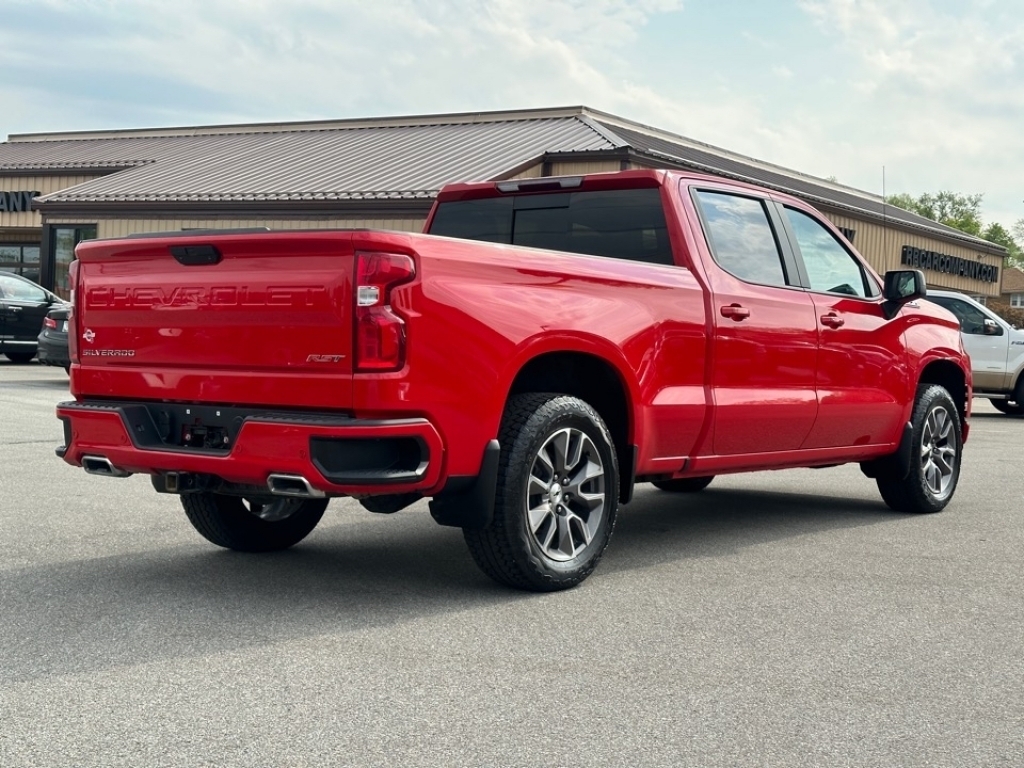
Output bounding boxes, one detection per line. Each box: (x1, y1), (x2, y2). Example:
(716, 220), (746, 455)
(882, 269), (926, 319)
(984, 318), (1002, 336)
(883, 269), (926, 301)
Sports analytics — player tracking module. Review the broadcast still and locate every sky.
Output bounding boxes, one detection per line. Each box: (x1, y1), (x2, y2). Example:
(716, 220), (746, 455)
(2, 0), (1023, 229)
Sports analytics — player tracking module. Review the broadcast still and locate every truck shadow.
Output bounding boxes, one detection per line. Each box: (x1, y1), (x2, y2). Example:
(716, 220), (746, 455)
(605, 485), (898, 574)
(2, 487), (901, 684)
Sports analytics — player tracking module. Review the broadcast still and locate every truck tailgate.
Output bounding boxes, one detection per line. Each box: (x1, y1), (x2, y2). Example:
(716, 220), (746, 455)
(73, 231), (358, 409)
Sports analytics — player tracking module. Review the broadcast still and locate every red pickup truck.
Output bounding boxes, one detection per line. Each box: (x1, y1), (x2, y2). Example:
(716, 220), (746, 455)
(56, 170), (971, 591)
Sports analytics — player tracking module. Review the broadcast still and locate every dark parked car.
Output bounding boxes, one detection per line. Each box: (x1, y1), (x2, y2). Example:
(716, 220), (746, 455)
(0, 272), (66, 363)
(37, 304), (71, 372)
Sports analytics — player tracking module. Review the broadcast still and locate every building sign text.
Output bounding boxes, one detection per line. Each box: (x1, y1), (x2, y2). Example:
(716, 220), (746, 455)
(901, 245), (998, 284)
(0, 191), (41, 213)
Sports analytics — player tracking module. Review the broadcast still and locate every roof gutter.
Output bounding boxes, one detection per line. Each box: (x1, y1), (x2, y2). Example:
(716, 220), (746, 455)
(31, 197), (436, 219)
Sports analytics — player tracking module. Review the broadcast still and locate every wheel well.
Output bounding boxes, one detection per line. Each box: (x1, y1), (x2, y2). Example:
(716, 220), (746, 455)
(1012, 368), (1024, 402)
(920, 360), (968, 423)
(508, 351), (632, 472)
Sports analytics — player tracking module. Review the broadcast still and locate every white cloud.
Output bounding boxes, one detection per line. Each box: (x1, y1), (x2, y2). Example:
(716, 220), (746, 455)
(0, 0), (685, 123)
(1, 0), (1021, 227)
(794, 0), (1024, 224)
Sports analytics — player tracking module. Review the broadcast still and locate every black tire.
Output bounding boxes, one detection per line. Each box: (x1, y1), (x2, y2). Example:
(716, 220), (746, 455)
(464, 393), (619, 592)
(181, 492), (327, 552)
(989, 399), (1024, 415)
(4, 351), (35, 363)
(652, 476), (714, 493)
(876, 384), (962, 514)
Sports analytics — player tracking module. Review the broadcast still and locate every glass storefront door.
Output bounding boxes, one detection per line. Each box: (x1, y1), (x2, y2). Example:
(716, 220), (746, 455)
(50, 225), (97, 299)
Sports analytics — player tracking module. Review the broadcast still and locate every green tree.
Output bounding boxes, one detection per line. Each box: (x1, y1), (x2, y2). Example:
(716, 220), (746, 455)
(887, 190), (1024, 267)
(982, 222), (1021, 261)
(886, 190), (984, 236)
(1012, 219), (1024, 247)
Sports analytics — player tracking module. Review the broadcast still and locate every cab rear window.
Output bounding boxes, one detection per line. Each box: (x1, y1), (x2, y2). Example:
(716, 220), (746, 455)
(428, 188), (674, 266)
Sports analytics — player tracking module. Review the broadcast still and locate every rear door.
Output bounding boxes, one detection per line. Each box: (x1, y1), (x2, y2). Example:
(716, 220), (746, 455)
(690, 187), (819, 456)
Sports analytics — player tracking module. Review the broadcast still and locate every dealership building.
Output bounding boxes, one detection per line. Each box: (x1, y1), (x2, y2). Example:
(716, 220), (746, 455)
(0, 105), (1007, 300)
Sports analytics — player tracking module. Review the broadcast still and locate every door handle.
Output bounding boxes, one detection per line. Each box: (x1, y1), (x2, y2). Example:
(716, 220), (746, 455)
(820, 313), (845, 328)
(720, 304), (750, 321)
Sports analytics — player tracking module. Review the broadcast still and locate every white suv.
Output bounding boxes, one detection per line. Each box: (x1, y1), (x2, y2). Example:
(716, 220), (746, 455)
(927, 289), (1024, 414)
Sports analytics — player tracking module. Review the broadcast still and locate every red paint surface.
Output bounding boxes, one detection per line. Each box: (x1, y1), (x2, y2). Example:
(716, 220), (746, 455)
(58, 170), (970, 496)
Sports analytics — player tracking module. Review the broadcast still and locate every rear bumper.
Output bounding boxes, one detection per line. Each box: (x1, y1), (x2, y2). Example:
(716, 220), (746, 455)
(36, 332), (69, 368)
(55, 400), (446, 496)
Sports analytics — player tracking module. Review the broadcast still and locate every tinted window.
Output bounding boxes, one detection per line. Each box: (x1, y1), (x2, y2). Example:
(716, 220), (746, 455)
(429, 188), (674, 265)
(784, 207), (877, 298)
(0, 274), (46, 302)
(428, 197), (514, 244)
(694, 191), (787, 287)
(929, 296), (1000, 336)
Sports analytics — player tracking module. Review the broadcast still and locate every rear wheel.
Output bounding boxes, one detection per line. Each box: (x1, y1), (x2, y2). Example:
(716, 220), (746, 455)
(181, 492), (327, 552)
(4, 351), (35, 363)
(989, 399), (1024, 415)
(876, 385), (962, 514)
(464, 393), (618, 592)
(652, 476), (714, 493)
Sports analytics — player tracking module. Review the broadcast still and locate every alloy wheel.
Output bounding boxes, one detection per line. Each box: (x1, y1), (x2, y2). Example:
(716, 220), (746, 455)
(525, 427), (607, 562)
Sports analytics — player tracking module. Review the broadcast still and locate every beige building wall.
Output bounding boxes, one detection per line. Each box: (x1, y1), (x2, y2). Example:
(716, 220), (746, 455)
(509, 160), (623, 180)
(0, 175), (104, 229)
(508, 164), (544, 180)
(551, 160), (622, 176)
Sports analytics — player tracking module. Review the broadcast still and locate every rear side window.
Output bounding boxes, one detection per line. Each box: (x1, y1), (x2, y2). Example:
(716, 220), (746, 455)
(693, 191), (788, 287)
(429, 188), (674, 265)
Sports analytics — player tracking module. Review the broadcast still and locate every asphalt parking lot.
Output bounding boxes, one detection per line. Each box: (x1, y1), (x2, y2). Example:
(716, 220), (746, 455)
(2, 360), (1023, 767)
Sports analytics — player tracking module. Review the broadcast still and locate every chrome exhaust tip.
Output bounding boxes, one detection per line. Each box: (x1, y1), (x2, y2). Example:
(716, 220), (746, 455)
(81, 455), (132, 478)
(266, 473), (325, 498)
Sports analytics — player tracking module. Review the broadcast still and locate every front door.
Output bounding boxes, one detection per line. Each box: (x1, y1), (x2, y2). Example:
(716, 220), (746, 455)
(776, 204), (906, 448)
(0, 273), (52, 353)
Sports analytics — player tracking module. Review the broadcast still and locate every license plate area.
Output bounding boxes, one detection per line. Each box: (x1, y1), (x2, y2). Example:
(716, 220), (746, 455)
(119, 403), (252, 453)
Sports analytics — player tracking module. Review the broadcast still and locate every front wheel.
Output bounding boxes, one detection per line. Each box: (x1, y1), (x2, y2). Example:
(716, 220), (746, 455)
(4, 351), (35, 363)
(181, 492), (328, 552)
(876, 385), (962, 514)
(464, 393), (619, 592)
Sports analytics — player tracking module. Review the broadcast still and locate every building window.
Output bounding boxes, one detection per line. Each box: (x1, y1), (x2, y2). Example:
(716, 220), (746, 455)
(1011, 293), (1024, 308)
(0, 244), (42, 283)
(837, 227), (856, 243)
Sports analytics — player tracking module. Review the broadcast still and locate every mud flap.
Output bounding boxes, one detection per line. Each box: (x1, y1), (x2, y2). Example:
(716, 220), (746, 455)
(428, 440), (500, 529)
(860, 421), (913, 480)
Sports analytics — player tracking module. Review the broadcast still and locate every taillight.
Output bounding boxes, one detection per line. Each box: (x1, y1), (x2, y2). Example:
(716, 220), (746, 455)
(43, 316), (58, 330)
(354, 251), (415, 372)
